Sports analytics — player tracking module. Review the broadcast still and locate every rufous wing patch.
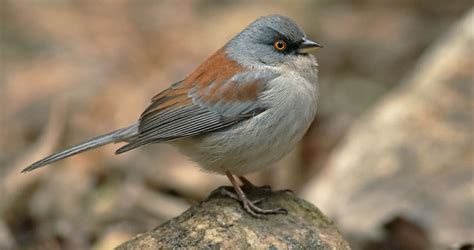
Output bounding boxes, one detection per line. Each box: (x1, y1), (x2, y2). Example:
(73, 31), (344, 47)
(142, 48), (248, 116)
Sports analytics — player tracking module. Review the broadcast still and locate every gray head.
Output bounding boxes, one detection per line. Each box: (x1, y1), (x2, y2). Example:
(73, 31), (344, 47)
(225, 15), (321, 66)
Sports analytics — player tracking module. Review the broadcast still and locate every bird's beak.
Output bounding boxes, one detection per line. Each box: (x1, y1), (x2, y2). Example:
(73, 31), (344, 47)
(297, 38), (323, 54)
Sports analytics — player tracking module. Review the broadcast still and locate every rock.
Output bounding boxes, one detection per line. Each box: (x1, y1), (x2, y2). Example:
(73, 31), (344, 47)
(117, 186), (350, 249)
(302, 9), (474, 247)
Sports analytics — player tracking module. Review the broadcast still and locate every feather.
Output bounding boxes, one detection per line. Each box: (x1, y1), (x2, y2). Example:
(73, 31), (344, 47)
(116, 50), (279, 154)
(22, 124), (138, 172)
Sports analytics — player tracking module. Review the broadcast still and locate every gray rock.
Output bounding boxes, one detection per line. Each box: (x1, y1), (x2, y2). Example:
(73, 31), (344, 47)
(117, 186), (350, 249)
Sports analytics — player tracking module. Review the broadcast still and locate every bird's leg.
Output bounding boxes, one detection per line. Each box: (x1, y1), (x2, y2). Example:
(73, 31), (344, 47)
(238, 176), (271, 191)
(238, 176), (293, 194)
(216, 185), (266, 205)
(238, 176), (256, 188)
(226, 172), (287, 218)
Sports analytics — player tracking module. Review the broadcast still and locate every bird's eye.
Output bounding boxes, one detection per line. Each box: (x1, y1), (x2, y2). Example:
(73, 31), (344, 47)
(273, 40), (287, 52)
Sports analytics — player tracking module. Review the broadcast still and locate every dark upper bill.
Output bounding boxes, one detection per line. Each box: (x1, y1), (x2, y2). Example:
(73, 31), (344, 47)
(297, 38), (323, 53)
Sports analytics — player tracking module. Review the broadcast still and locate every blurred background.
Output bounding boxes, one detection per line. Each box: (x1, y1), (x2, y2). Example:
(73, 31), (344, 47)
(1, 1), (472, 249)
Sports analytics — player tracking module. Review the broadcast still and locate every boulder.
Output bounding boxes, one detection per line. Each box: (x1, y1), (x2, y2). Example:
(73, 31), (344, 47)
(117, 186), (350, 249)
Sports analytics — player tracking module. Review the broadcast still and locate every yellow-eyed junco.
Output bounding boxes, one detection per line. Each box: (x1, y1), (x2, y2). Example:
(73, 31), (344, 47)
(22, 15), (322, 218)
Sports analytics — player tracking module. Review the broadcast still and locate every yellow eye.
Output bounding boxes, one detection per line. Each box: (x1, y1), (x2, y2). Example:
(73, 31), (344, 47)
(274, 40), (287, 52)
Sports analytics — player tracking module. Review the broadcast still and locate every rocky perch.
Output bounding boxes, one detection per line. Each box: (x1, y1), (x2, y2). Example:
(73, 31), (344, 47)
(117, 186), (350, 249)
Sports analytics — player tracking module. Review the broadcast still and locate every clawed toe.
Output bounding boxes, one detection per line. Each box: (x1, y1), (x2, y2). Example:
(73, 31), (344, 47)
(242, 199), (287, 218)
(242, 198), (287, 218)
(216, 187), (240, 201)
(219, 188), (267, 207)
(227, 172), (289, 218)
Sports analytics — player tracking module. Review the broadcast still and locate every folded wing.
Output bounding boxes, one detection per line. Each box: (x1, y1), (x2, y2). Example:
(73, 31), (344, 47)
(116, 50), (279, 154)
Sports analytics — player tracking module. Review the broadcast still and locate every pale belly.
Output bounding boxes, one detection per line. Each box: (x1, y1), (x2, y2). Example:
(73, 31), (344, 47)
(171, 95), (316, 176)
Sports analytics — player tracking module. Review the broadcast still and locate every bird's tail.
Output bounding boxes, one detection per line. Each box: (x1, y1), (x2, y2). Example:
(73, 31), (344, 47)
(21, 124), (139, 173)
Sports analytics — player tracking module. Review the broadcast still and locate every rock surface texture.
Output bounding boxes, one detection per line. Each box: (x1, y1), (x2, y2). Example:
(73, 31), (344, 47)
(117, 186), (350, 249)
(302, 9), (474, 247)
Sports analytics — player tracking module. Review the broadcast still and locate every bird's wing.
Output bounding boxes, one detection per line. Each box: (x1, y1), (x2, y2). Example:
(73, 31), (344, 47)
(116, 50), (279, 154)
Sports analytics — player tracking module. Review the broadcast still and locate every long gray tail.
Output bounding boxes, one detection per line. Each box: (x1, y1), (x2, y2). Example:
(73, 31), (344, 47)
(22, 124), (138, 173)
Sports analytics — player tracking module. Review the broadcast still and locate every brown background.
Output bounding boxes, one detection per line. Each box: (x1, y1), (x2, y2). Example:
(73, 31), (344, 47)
(1, 1), (472, 249)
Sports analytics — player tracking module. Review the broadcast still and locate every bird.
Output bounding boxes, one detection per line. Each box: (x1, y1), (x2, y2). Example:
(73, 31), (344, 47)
(22, 15), (322, 218)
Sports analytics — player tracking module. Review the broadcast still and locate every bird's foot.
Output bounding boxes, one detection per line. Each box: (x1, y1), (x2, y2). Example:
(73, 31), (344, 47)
(240, 195), (288, 218)
(225, 173), (288, 218)
(216, 187), (265, 205)
(238, 176), (271, 191)
(218, 187), (287, 218)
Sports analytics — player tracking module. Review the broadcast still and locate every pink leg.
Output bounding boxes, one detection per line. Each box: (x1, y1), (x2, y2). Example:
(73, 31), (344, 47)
(226, 171), (287, 218)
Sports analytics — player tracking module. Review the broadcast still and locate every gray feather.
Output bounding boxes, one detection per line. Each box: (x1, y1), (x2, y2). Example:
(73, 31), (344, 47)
(22, 124), (138, 173)
(115, 109), (243, 154)
(116, 71), (277, 154)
